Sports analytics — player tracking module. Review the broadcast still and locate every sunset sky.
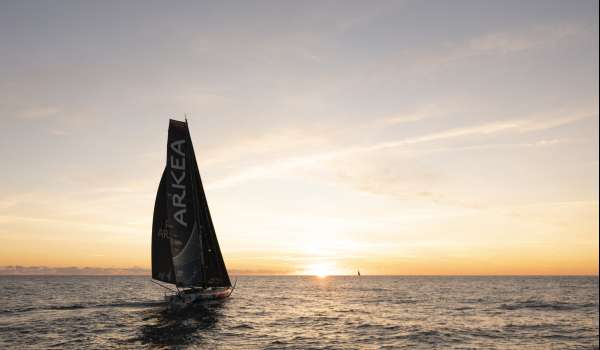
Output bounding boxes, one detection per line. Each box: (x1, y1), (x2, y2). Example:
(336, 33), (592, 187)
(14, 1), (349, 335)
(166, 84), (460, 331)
(0, 1), (598, 275)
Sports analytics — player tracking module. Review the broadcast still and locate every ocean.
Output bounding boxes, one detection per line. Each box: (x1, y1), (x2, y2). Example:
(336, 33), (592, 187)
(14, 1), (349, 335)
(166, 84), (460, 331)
(0, 276), (597, 349)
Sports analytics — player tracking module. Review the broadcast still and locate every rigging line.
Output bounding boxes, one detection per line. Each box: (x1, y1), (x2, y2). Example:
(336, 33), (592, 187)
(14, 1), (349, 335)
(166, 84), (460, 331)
(230, 278), (238, 295)
(151, 279), (177, 293)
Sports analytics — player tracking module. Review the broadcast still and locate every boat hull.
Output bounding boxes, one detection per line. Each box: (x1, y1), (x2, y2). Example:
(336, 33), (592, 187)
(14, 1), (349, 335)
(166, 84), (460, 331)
(166, 287), (233, 309)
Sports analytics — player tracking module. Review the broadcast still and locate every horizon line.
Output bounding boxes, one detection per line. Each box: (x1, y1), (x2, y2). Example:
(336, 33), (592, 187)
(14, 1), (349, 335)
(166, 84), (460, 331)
(1, 273), (597, 277)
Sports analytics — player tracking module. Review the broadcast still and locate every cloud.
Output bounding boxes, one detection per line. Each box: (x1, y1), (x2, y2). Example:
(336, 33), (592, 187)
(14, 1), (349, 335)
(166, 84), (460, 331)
(415, 138), (576, 155)
(0, 265), (295, 276)
(18, 106), (61, 120)
(379, 103), (449, 126)
(0, 185), (154, 238)
(208, 109), (595, 190)
(199, 126), (331, 167)
(516, 112), (595, 132)
(366, 20), (590, 81)
(229, 268), (293, 275)
(49, 129), (68, 136)
(390, 109), (593, 145)
(456, 22), (585, 58)
(0, 265), (149, 275)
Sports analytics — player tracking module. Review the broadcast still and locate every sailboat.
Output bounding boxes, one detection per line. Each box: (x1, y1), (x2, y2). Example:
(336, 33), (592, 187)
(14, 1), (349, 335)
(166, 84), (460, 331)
(151, 119), (234, 308)
(357, 269), (361, 277)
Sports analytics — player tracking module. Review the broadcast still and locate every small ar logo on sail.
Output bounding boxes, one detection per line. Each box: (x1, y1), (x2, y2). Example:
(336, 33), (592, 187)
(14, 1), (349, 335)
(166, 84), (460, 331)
(170, 139), (187, 227)
(158, 222), (170, 239)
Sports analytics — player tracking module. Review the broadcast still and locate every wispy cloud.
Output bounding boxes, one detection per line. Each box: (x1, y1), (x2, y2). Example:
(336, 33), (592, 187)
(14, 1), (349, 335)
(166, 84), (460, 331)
(365, 20), (591, 81)
(416, 138), (577, 155)
(427, 21), (588, 69)
(209, 109), (595, 190)
(49, 129), (68, 136)
(0, 214), (143, 236)
(18, 106), (61, 120)
(379, 103), (450, 126)
(456, 22), (586, 58)
(0, 265), (149, 275)
(200, 126), (331, 167)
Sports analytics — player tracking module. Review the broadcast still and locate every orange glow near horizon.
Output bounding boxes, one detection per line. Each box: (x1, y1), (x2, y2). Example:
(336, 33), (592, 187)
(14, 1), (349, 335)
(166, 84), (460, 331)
(302, 263), (338, 278)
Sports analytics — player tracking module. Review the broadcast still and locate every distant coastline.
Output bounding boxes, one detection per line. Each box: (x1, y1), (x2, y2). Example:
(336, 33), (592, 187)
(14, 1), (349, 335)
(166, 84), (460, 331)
(0, 266), (291, 276)
(0, 266), (597, 277)
(0, 266), (150, 276)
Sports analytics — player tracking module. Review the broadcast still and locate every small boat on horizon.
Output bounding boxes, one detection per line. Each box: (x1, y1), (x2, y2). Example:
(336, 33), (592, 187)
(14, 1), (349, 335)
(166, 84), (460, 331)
(358, 269), (361, 277)
(151, 118), (234, 309)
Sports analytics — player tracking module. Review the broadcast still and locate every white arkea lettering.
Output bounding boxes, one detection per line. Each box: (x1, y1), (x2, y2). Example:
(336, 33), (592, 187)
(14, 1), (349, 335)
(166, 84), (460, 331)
(170, 156), (185, 170)
(171, 170), (185, 186)
(172, 191), (186, 207)
(174, 210), (186, 227)
(170, 138), (187, 227)
(170, 140), (185, 156)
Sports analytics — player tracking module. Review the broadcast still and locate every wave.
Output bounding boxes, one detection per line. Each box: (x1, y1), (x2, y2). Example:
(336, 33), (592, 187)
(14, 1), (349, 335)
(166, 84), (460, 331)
(454, 306), (474, 311)
(2, 300), (164, 314)
(394, 329), (466, 344)
(231, 323), (254, 330)
(48, 304), (87, 310)
(499, 300), (595, 311)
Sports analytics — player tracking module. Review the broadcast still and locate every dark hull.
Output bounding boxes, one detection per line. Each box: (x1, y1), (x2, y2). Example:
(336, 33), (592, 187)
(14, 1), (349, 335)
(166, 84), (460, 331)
(166, 287), (233, 309)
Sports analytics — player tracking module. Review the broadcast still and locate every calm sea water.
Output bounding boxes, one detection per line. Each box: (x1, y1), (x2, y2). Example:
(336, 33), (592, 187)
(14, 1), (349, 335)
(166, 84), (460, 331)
(0, 276), (597, 349)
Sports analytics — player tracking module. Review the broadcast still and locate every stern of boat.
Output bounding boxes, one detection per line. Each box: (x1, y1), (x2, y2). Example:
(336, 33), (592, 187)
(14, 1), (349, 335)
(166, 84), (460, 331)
(166, 286), (233, 310)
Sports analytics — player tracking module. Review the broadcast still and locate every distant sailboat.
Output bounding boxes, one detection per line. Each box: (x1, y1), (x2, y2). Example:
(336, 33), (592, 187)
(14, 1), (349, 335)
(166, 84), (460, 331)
(152, 119), (234, 308)
(357, 269), (361, 277)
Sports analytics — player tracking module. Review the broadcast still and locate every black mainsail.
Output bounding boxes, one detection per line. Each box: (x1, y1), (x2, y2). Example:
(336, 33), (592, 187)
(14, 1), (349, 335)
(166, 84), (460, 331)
(152, 119), (231, 288)
(151, 169), (176, 283)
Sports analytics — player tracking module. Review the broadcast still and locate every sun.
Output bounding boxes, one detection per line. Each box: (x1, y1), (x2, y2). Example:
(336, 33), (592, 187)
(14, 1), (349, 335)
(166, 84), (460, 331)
(304, 263), (336, 278)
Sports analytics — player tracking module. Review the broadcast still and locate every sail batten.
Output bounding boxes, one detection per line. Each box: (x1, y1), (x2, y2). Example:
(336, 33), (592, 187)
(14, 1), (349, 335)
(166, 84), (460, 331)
(152, 119), (230, 288)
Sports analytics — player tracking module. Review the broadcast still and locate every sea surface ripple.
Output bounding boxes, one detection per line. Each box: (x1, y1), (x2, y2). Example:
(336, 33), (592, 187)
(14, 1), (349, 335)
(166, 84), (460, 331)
(0, 276), (598, 349)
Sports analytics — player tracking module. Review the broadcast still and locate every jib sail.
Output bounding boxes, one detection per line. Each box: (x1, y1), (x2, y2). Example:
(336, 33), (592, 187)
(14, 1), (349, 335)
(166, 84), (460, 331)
(185, 124), (231, 288)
